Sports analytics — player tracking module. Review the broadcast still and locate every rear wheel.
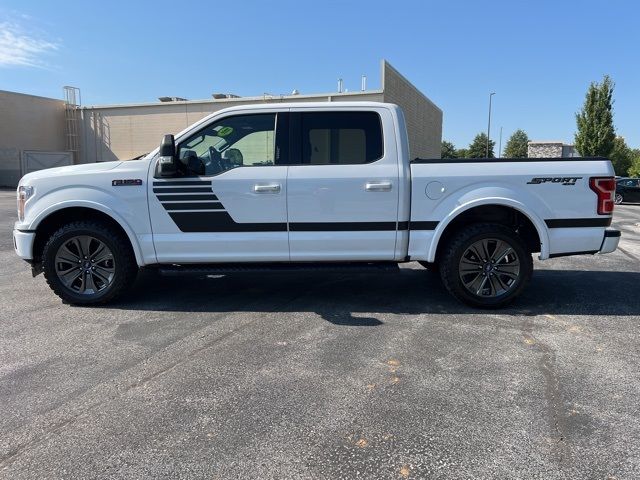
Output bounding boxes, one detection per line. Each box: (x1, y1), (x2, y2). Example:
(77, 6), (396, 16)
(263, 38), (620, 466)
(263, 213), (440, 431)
(439, 223), (532, 308)
(615, 193), (624, 205)
(42, 221), (137, 305)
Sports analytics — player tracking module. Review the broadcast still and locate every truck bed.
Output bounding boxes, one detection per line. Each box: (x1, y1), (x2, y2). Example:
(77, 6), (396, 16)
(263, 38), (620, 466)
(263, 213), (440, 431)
(408, 156), (615, 261)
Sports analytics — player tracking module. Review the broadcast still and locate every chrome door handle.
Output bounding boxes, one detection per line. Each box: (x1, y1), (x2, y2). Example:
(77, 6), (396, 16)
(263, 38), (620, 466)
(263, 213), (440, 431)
(365, 181), (392, 192)
(254, 183), (281, 193)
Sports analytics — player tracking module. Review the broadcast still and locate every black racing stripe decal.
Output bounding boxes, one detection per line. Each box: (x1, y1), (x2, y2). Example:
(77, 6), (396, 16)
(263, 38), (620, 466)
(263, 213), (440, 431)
(157, 194), (219, 201)
(545, 218), (612, 228)
(162, 202), (224, 211)
(153, 187), (213, 193)
(409, 221), (439, 230)
(169, 211), (287, 233)
(288, 221), (439, 231)
(289, 222), (398, 232)
(155, 185), (418, 233)
(153, 180), (211, 186)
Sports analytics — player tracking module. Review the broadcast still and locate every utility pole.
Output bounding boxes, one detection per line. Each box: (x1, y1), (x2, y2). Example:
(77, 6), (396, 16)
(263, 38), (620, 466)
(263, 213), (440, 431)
(486, 92), (495, 158)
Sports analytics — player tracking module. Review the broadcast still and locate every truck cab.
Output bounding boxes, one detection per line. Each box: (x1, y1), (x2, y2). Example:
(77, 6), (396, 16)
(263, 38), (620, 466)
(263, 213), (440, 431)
(149, 103), (406, 263)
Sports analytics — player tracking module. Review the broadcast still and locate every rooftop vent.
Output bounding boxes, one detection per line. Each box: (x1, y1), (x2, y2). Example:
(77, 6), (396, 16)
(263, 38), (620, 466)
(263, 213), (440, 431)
(158, 96), (187, 102)
(212, 93), (241, 99)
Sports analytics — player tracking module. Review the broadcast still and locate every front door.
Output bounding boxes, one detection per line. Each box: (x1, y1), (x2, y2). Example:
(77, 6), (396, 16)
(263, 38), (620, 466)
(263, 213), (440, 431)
(287, 108), (400, 261)
(149, 111), (290, 263)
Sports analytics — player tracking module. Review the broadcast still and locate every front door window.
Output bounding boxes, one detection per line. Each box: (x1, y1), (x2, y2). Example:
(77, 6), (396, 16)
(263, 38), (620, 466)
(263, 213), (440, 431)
(176, 114), (276, 176)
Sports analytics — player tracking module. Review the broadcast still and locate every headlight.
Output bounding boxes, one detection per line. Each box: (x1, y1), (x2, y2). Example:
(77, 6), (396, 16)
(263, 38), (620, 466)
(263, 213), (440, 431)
(17, 185), (34, 222)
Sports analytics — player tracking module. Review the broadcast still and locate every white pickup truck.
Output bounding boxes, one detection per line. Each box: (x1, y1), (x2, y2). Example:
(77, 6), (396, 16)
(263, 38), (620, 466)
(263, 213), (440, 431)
(13, 102), (620, 308)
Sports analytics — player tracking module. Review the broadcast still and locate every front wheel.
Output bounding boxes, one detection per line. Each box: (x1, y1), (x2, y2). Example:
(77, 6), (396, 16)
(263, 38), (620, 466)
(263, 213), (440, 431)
(439, 223), (533, 308)
(42, 221), (138, 305)
(615, 193), (624, 205)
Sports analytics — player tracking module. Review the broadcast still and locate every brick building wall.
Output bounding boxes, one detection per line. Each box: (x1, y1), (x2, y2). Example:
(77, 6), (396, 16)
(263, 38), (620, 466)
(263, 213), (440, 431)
(528, 142), (577, 158)
(381, 61), (442, 159)
(528, 142), (563, 157)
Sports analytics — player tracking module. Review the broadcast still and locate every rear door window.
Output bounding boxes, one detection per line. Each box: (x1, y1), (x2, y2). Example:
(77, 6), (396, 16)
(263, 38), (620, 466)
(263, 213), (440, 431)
(299, 112), (383, 165)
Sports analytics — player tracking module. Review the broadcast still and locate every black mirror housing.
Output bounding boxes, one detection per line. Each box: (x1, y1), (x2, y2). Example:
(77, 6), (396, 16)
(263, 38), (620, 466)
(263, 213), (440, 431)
(156, 134), (177, 177)
(159, 134), (175, 157)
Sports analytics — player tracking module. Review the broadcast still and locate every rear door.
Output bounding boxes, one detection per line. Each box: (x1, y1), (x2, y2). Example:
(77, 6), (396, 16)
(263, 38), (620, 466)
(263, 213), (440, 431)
(286, 107), (400, 261)
(149, 110), (290, 263)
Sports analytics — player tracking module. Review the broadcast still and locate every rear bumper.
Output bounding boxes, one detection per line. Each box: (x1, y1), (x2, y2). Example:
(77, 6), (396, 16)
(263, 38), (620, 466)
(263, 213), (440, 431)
(547, 228), (620, 258)
(599, 229), (620, 254)
(13, 229), (35, 260)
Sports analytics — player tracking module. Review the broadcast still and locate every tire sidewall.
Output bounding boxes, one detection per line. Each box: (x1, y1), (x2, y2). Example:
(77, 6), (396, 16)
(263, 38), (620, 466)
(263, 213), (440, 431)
(43, 224), (125, 305)
(442, 225), (532, 308)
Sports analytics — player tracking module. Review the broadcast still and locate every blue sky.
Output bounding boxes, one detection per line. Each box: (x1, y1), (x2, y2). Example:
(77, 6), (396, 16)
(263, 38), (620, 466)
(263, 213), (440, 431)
(1, 0), (638, 150)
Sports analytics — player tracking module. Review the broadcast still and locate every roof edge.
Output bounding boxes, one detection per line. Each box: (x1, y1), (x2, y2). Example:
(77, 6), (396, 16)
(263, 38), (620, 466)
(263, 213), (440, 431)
(83, 89), (384, 110)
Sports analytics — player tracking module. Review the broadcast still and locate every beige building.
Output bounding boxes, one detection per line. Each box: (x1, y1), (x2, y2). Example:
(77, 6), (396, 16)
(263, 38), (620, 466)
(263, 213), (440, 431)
(1, 60), (442, 186)
(0, 91), (68, 186)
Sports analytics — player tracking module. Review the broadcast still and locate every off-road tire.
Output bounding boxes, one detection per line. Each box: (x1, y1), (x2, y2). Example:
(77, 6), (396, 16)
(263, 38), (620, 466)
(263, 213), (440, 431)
(439, 223), (533, 308)
(42, 221), (137, 305)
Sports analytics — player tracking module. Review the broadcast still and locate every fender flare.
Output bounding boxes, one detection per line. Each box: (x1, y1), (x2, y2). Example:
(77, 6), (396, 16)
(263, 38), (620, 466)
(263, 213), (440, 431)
(30, 200), (145, 266)
(427, 197), (550, 262)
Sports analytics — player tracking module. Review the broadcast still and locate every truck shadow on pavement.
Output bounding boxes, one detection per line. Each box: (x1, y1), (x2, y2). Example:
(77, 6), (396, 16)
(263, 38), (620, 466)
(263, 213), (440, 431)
(110, 268), (640, 325)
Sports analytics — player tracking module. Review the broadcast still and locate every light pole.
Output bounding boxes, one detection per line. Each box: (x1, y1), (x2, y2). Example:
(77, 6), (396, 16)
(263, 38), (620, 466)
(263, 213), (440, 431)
(498, 126), (503, 158)
(486, 92), (495, 158)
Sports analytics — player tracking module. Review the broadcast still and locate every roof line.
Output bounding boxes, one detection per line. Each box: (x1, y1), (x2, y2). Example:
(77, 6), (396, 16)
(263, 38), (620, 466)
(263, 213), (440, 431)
(83, 89), (384, 110)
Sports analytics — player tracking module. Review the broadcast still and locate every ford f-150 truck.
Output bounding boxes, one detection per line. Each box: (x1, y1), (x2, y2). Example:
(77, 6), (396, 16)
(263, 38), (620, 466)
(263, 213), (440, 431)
(13, 102), (621, 308)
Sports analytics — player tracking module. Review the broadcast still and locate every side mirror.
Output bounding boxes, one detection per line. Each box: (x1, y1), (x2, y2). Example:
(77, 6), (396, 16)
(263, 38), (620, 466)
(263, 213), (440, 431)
(156, 134), (177, 177)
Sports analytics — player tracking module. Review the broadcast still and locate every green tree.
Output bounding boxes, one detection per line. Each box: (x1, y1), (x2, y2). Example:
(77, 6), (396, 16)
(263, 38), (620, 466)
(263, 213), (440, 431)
(575, 75), (616, 157)
(467, 133), (495, 158)
(629, 150), (640, 177)
(441, 140), (457, 159)
(609, 137), (634, 176)
(456, 148), (468, 159)
(503, 129), (529, 158)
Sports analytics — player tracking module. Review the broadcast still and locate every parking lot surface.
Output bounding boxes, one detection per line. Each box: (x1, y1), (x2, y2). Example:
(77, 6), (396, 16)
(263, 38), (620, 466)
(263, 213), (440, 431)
(1, 189), (639, 479)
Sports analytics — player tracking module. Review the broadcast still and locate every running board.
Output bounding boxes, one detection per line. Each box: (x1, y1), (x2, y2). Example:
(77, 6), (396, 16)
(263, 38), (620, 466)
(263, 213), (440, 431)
(157, 262), (401, 276)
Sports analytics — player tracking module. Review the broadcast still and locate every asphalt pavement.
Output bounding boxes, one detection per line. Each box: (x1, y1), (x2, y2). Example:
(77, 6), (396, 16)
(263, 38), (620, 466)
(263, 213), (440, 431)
(1, 189), (639, 479)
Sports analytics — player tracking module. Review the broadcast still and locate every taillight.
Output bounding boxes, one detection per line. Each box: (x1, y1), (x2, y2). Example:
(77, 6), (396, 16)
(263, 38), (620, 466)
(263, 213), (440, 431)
(589, 177), (615, 215)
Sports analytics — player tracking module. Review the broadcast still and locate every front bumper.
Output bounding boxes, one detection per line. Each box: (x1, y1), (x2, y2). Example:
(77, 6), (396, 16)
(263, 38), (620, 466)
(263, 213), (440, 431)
(599, 229), (621, 254)
(13, 229), (35, 260)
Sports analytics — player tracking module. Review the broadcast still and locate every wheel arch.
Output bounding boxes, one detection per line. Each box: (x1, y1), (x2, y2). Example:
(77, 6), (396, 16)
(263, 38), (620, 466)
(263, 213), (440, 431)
(31, 203), (144, 266)
(428, 198), (550, 263)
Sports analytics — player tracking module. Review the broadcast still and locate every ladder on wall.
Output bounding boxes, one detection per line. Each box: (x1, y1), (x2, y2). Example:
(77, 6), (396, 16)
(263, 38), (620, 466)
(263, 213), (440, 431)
(63, 86), (81, 163)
